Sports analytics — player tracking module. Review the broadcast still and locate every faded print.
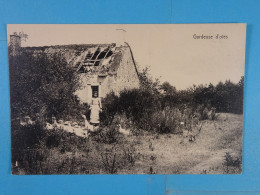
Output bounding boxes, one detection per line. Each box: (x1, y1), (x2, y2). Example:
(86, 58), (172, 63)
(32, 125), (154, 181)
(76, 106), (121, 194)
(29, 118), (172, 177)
(8, 24), (246, 174)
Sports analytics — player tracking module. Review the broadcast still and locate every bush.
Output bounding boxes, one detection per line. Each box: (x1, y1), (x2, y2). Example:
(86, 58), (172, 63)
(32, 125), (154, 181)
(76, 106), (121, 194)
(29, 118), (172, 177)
(223, 152), (242, 173)
(151, 107), (181, 134)
(101, 89), (161, 132)
(100, 147), (119, 174)
(91, 118), (120, 144)
(98, 138), (139, 173)
(100, 75), (244, 134)
(11, 122), (91, 174)
(100, 92), (119, 126)
(11, 121), (45, 163)
(118, 89), (160, 130)
(100, 90), (215, 134)
(123, 144), (138, 167)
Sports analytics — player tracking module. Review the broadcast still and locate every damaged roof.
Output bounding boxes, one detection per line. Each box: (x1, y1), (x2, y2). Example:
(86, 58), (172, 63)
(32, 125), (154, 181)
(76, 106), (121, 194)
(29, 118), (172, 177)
(22, 43), (127, 76)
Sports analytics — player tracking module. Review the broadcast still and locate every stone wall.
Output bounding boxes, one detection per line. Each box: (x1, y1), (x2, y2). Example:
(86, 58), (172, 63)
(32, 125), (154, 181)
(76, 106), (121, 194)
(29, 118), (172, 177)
(75, 44), (140, 104)
(75, 74), (100, 104)
(113, 45), (140, 94)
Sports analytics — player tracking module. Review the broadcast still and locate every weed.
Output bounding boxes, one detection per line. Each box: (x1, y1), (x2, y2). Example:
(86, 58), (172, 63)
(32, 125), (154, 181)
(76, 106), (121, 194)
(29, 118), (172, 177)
(101, 149), (118, 174)
(123, 144), (138, 167)
(223, 152), (241, 173)
(149, 141), (154, 151)
(149, 166), (156, 174)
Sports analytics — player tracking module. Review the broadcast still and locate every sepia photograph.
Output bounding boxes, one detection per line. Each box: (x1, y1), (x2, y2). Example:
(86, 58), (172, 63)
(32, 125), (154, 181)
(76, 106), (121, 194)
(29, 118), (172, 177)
(8, 24), (246, 175)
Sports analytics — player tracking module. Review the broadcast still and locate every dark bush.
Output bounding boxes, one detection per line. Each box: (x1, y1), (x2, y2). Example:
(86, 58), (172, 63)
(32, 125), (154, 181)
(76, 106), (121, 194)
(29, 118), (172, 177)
(9, 50), (84, 123)
(101, 89), (161, 132)
(11, 121), (45, 163)
(45, 133), (60, 149)
(91, 116), (120, 144)
(11, 122), (94, 174)
(11, 121), (46, 173)
(223, 152), (242, 173)
(100, 92), (119, 126)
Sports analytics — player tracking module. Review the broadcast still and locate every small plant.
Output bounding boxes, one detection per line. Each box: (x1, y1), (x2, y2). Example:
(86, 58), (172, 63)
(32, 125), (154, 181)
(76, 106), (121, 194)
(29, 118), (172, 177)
(151, 107), (180, 134)
(149, 166), (156, 174)
(201, 169), (207, 174)
(123, 144), (138, 167)
(223, 152), (241, 173)
(149, 141), (154, 151)
(100, 147), (118, 174)
(91, 122), (120, 144)
(45, 132), (60, 149)
(150, 155), (156, 162)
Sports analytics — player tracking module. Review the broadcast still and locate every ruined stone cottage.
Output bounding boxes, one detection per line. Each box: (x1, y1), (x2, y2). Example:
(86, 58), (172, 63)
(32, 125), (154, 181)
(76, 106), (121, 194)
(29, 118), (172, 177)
(9, 34), (140, 104)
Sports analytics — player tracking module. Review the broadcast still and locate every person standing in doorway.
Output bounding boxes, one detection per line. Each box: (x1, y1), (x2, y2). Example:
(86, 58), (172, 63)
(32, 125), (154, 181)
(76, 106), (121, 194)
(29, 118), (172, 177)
(90, 90), (102, 126)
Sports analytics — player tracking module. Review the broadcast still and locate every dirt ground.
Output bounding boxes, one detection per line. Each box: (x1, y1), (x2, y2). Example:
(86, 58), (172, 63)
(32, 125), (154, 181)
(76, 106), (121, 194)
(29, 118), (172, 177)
(120, 113), (243, 174)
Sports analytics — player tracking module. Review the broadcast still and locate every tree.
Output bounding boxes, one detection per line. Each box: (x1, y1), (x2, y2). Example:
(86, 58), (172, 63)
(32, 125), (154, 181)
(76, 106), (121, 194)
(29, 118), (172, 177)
(160, 82), (176, 95)
(9, 49), (81, 122)
(233, 76), (244, 114)
(138, 66), (160, 95)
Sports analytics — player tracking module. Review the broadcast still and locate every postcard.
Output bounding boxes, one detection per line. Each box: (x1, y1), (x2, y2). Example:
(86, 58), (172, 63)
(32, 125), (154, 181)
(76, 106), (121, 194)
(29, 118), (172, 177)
(8, 24), (246, 174)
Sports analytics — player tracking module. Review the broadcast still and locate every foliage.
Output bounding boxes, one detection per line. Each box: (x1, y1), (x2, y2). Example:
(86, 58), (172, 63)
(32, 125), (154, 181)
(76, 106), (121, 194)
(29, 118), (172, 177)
(91, 120), (120, 144)
(223, 152), (242, 174)
(160, 81), (177, 95)
(99, 142), (123, 174)
(139, 67), (244, 114)
(118, 89), (161, 130)
(11, 121), (140, 175)
(100, 89), (219, 134)
(100, 67), (243, 134)
(100, 92), (119, 126)
(11, 121), (45, 165)
(9, 49), (84, 122)
(151, 107), (180, 134)
(101, 88), (161, 132)
(138, 66), (161, 95)
(123, 144), (138, 167)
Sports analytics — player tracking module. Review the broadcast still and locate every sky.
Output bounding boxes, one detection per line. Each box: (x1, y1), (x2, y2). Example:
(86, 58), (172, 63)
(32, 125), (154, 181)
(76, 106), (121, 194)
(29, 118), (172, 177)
(7, 24), (246, 89)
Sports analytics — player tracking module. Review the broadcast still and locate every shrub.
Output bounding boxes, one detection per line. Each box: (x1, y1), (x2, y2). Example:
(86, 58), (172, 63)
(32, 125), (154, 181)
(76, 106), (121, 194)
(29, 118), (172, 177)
(11, 121), (45, 164)
(151, 107), (181, 134)
(123, 144), (138, 166)
(45, 132), (60, 149)
(101, 89), (161, 132)
(91, 118), (120, 144)
(118, 89), (160, 129)
(99, 140), (140, 173)
(223, 152), (242, 173)
(100, 92), (119, 126)
(11, 122), (91, 174)
(100, 75), (243, 135)
(100, 148), (118, 174)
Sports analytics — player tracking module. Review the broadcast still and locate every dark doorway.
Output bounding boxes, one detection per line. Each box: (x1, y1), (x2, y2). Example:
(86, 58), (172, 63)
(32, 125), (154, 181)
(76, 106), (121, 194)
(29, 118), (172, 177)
(91, 86), (99, 98)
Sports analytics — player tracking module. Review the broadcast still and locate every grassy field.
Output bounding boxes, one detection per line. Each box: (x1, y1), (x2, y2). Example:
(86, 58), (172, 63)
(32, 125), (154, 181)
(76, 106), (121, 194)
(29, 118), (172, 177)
(127, 113), (243, 174)
(12, 113), (242, 175)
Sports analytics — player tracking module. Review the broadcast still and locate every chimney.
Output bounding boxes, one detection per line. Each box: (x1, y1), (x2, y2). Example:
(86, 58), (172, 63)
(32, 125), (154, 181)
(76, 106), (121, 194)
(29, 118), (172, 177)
(9, 33), (21, 56)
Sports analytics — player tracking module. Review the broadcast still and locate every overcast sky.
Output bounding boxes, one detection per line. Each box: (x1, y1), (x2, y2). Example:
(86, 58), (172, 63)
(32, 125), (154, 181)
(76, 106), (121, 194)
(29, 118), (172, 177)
(7, 24), (246, 89)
